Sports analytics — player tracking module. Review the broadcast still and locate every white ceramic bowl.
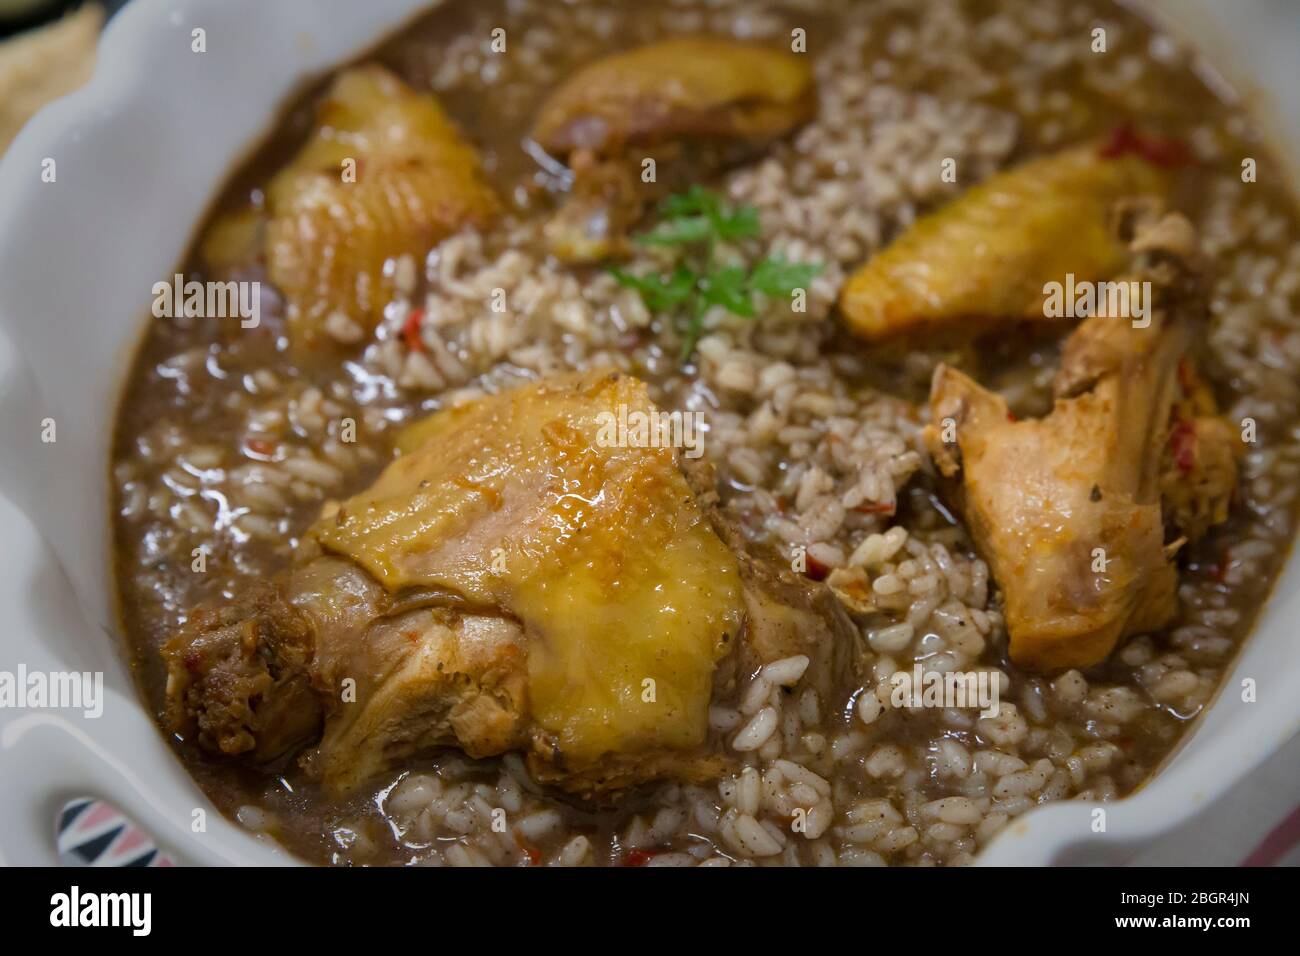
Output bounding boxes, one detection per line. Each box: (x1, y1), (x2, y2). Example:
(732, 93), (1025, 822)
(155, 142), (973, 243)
(0, 0), (1297, 866)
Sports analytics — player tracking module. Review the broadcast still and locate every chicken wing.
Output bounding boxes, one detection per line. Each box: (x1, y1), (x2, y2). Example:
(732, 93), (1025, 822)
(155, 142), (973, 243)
(199, 66), (499, 348)
(840, 143), (1168, 342)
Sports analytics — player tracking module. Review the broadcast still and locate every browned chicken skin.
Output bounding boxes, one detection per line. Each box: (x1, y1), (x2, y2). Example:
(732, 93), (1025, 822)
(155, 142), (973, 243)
(164, 371), (857, 797)
(923, 213), (1238, 671)
(199, 65), (500, 350)
(530, 37), (815, 262)
(838, 143), (1168, 343)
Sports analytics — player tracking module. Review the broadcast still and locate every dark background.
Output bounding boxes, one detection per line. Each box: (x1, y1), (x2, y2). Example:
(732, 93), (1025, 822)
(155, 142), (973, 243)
(0, 0), (127, 39)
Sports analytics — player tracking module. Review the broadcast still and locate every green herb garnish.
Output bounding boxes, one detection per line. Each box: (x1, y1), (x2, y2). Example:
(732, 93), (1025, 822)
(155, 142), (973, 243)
(610, 187), (822, 361)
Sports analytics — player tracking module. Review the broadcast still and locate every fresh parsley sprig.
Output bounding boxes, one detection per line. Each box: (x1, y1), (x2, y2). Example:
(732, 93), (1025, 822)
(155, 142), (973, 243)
(636, 185), (762, 247)
(610, 187), (822, 361)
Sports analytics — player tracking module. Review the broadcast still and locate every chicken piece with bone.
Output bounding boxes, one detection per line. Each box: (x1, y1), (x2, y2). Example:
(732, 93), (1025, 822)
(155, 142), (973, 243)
(200, 65), (500, 350)
(838, 136), (1176, 343)
(922, 213), (1238, 671)
(530, 37), (815, 262)
(164, 371), (856, 796)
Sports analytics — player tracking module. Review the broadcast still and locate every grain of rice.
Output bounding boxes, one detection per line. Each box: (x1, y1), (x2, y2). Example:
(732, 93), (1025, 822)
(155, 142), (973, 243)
(732, 706), (779, 752)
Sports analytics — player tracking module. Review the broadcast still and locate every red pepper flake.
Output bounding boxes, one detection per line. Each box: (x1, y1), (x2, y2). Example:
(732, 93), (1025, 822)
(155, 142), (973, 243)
(621, 848), (658, 867)
(1099, 123), (1191, 169)
(1169, 418), (1197, 473)
(804, 553), (830, 581)
(1212, 547), (1231, 583)
(853, 501), (896, 515)
(245, 436), (276, 459)
(402, 307), (426, 352)
(1005, 411), (1018, 423)
(512, 831), (543, 865)
(183, 651), (204, 675)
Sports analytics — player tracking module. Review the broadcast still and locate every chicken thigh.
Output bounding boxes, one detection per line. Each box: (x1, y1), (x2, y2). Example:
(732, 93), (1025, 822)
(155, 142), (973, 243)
(164, 370), (856, 795)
